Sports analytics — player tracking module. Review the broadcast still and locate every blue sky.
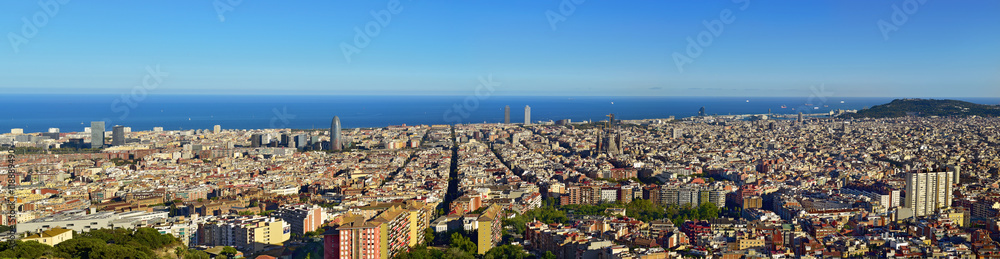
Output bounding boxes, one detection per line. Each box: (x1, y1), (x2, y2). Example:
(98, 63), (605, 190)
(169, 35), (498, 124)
(0, 0), (998, 97)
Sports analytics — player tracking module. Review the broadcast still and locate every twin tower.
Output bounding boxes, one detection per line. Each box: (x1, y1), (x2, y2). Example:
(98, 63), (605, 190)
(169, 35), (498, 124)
(504, 105), (531, 125)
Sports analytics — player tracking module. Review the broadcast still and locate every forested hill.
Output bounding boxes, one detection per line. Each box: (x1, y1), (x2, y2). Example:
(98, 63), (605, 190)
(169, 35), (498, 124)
(842, 99), (1000, 118)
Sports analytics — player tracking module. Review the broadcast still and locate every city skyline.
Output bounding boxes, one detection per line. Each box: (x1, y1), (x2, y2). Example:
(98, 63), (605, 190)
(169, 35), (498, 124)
(0, 1), (997, 97)
(5, 2), (1000, 258)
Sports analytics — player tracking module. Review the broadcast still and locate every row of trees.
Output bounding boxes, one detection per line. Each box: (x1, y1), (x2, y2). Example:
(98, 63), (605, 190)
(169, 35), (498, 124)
(396, 235), (537, 259)
(396, 228), (545, 259)
(505, 198), (725, 236)
(564, 199), (722, 225)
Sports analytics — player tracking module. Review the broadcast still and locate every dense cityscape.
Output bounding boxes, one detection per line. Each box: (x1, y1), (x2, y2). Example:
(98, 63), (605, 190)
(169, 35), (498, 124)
(2, 104), (1000, 259)
(2, 0), (997, 258)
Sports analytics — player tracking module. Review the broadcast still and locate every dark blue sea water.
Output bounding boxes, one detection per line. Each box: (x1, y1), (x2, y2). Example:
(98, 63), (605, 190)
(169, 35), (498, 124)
(2, 95), (998, 133)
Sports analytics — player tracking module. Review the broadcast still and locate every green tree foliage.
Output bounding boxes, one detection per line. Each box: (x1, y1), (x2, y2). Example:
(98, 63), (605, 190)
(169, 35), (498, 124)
(443, 247), (476, 259)
(0, 240), (54, 259)
(484, 245), (530, 259)
(184, 249), (211, 259)
(53, 237), (105, 258)
(395, 245), (476, 259)
(503, 204), (568, 236)
(504, 199), (724, 235)
(91, 244), (153, 259)
(423, 227), (435, 245)
(697, 202), (720, 219)
(843, 98), (1000, 118)
(0, 227), (182, 259)
(394, 245), (438, 259)
(543, 251), (558, 259)
(469, 206), (488, 215)
(304, 230), (323, 238)
(222, 246), (238, 257)
(450, 232), (477, 255)
(562, 203), (618, 216)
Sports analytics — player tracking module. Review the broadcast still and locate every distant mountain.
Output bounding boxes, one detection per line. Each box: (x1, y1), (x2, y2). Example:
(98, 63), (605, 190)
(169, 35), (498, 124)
(842, 98), (1000, 118)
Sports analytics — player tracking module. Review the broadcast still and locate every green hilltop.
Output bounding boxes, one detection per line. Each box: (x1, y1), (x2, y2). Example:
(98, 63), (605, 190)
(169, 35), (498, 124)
(842, 98), (1000, 118)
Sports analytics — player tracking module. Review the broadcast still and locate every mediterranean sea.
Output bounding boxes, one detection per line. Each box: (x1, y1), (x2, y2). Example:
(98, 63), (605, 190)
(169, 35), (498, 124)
(2, 95), (998, 133)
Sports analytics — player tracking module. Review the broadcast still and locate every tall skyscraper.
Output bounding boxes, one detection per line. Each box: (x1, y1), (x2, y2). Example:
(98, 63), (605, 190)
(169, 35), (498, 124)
(330, 116), (342, 150)
(112, 125), (125, 146)
(213, 125), (221, 133)
(294, 134), (308, 149)
(699, 107), (706, 116)
(504, 105), (510, 124)
(90, 121), (105, 148)
(904, 170), (953, 217)
(250, 134), (264, 148)
(281, 134), (293, 148)
(797, 112), (803, 123)
(524, 105), (531, 125)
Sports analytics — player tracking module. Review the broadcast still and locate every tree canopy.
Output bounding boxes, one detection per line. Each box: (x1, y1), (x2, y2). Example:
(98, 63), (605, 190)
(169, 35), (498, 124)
(0, 227), (182, 259)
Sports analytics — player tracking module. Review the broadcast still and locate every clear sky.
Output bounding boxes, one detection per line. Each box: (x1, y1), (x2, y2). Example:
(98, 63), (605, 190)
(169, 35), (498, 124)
(1, 0), (998, 97)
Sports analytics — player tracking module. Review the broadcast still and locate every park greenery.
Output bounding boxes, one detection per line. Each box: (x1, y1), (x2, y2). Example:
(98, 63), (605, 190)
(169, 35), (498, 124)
(0, 227), (183, 259)
(395, 228), (533, 259)
(505, 198), (722, 236)
(843, 98), (1000, 118)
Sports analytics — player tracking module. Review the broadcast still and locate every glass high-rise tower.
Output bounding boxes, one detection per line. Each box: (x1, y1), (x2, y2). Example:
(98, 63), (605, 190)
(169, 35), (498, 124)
(330, 116), (342, 150)
(112, 125), (125, 146)
(90, 121), (105, 148)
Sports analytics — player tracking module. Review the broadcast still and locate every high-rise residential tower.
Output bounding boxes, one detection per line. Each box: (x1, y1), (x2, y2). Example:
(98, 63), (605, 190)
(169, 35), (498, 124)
(904, 170), (953, 217)
(524, 105), (531, 125)
(504, 105), (510, 124)
(330, 116), (342, 150)
(112, 125), (125, 146)
(90, 121), (105, 148)
(946, 165), (961, 185)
